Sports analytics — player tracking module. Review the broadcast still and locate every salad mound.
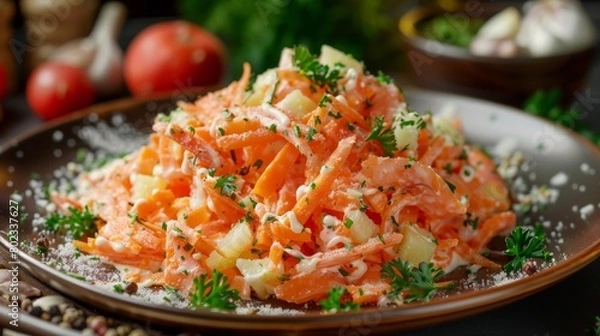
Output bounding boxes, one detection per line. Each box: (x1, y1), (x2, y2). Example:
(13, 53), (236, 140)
(48, 45), (516, 310)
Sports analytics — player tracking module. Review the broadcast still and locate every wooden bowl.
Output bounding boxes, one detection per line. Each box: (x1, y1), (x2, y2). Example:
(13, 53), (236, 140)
(398, 2), (596, 106)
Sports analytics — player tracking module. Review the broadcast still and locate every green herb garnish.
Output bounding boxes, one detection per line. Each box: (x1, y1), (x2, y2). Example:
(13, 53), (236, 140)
(215, 174), (237, 200)
(376, 70), (393, 84)
(445, 180), (456, 193)
(366, 116), (397, 156)
(503, 225), (553, 274)
(319, 286), (359, 312)
(45, 206), (97, 240)
(189, 270), (240, 311)
(381, 259), (446, 303)
(293, 46), (342, 94)
(419, 15), (484, 48)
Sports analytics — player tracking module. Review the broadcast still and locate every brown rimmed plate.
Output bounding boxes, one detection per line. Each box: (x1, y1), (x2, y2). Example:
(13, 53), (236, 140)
(1, 89), (599, 335)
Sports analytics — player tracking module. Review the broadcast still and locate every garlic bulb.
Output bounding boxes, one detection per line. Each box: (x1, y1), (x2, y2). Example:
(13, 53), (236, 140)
(477, 7), (522, 40)
(470, 0), (595, 58)
(516, 0), (595, 56)
(46, 2), (127, 97)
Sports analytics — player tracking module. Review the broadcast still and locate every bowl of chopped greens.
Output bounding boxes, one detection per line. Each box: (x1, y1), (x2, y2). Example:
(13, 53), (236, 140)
(398, 1), (596, 106)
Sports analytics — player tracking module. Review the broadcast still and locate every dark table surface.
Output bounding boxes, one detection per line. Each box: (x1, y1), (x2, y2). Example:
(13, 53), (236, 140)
(1, 4), (600, 336)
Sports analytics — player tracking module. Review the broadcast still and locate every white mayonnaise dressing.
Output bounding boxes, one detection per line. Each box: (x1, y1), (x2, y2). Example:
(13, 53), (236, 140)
(286, 211), (304, 234)
(295, 257), (320, 274)
(95, 236), (108, 247)
(346, 259), (368, 283)
(295, 184), (310, 201)
(258, 104), (291, 130)
(109, 241), (126, 253)
(319, 215), (352, 250)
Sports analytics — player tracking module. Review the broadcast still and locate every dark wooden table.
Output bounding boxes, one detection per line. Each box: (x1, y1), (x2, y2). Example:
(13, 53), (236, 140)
(1, 6), (600, 336)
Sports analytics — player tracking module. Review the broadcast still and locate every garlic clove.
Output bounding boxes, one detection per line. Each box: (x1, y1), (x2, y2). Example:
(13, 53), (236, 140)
(515, 13), (535, 48)
(497, 40), (520, 58)
(476, 7), (521, 40)
(527, 22), (561, 57)
(88, 43), (124, 96)
(470, 37), (498, 56)
(540, 0), (595, 51)
(470, 38), (520, 58)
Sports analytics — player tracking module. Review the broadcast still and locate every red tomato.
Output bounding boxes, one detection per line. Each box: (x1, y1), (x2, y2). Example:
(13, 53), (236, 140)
(0, 64), (7, 101)
(26, 62), (95, 121)
(124, 21), (226, 97)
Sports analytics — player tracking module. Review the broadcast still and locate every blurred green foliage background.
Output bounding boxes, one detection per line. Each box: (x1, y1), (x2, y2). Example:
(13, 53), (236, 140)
(179, 0), (404, 77)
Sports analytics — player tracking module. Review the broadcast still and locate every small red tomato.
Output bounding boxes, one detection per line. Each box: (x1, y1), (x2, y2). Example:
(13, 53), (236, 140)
(124, 21), (226, 97)
(0, 64), (7, 101)
(26, 62), (95, 121)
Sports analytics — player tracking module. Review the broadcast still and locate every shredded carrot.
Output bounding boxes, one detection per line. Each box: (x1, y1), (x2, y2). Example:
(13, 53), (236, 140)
(57, 45), (516, 307)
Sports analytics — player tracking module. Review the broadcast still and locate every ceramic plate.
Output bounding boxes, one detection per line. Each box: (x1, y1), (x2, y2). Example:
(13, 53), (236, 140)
(1, 89), (599, 334)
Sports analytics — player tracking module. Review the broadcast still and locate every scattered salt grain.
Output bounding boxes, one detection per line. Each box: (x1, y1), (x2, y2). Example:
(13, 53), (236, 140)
(66, 139), (77, 148)
(254, 304), (304, 316)
(580, 163), (595, 175)
(52, 130), (63, 142)
(579, 204), (595, 220)
(111, 114), (125, 126)
(578, 185), (586, 192)
(78, 121), (146, 154)
(555, 221), (564, 232)
(491, 272), (520, 287)
(10, 193), (22, 202)
(549, 172), (568, 187)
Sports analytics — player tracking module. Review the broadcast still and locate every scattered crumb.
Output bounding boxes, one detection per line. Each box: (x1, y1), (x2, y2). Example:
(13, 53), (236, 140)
(492, 138), (519, 159)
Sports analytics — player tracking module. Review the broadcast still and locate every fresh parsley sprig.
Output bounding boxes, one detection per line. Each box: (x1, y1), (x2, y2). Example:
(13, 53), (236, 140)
(381, 259), (445, 303)
(366, 116), (397, 156)
(503, 225), (553, 274)
(215, 174), (238, 200)
(375, 71), (393, 85)
(293, 45), (342, 94)
(189, 270), (240, 311)
(523, 89), (600, 146)
(45, 206), (97, 240)
(320, 286), (359, 312)
(594, 316), (600, 336)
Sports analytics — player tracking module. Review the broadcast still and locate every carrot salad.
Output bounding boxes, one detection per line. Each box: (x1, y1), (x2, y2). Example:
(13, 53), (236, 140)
(56, 45), (516, 307)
